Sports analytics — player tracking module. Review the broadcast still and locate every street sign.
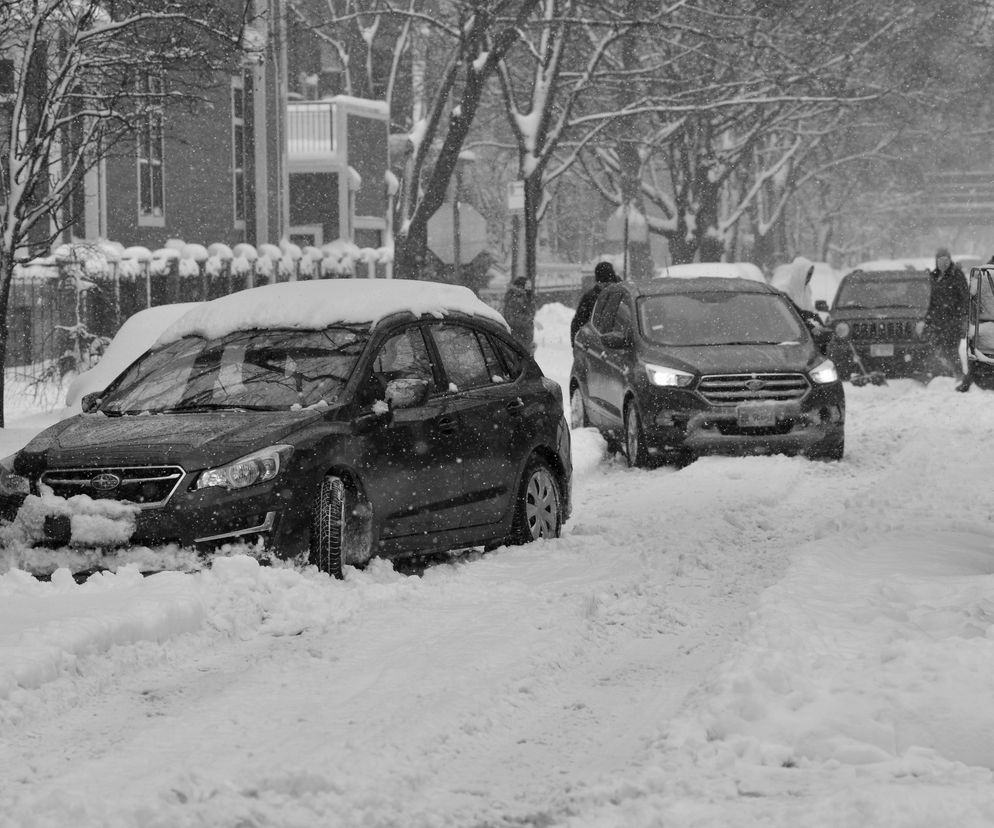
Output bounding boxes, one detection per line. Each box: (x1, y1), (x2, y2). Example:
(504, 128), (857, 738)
(507, 181), (524, 212)
(427, 204), (489, 263)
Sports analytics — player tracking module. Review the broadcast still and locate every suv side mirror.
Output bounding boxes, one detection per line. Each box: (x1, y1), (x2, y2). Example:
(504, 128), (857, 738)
(80, 391), (102, 413)
(814, 300), (829, 312)
(601, 330), (632, 350)
(385, 377), (429, 409)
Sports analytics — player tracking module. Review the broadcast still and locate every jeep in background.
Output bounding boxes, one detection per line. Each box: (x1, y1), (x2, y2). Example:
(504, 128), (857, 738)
(819, 268), (932, 381)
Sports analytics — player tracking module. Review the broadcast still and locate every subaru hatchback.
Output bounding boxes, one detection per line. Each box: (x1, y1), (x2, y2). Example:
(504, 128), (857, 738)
(0, 280), (572, 578)
(570, 277), (845, 465)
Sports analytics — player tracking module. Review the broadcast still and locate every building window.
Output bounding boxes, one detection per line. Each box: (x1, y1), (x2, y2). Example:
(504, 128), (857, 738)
(137, 73), (165, 224)
(232, 77), (247, 228)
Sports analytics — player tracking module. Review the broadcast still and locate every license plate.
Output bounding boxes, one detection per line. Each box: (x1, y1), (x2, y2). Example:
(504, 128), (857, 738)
(869, 343), (894, 357)
(736, 405), (776, 427)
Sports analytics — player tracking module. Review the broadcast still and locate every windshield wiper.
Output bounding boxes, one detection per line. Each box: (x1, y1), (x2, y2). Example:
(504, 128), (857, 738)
(157, 403), (284, 413)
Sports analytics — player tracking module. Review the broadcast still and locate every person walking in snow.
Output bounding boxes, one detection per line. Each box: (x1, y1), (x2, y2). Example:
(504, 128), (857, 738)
(923, 247), (969, 385)
(570, 261), (620, 345)
(502, 276), (535, 352)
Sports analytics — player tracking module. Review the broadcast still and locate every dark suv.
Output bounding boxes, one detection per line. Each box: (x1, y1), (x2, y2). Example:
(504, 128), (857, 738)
(570, 277), (845, 465)
(0, 280), (572, 578)
(819, 268), (931, 380)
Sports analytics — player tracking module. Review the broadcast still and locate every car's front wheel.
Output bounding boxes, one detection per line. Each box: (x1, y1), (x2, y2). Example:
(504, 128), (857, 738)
(625, 402), (650, 468)
(510, 456), (563, 544)
(310, 475), (346, 578)
(569, 384), (588, 429)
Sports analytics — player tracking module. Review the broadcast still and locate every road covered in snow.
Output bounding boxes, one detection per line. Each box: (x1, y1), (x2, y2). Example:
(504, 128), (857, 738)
(3, 306), (994, 826)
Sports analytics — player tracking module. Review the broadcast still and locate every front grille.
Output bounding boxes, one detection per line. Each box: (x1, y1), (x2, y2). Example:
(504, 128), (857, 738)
(851, 320), (914, 340)
(697, 373), (809, 404)
(39, 465), (186, 507)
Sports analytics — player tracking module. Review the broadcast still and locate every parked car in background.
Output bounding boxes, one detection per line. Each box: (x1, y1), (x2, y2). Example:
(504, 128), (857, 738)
(0, 280), (572, 579)
(569, 277), (845, 465)
(819, 268), (932, 381)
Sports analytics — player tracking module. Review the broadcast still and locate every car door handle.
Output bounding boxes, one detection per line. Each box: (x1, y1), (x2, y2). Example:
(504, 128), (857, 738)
(437, 416), (458, 434)
(506, 398), (525, 415)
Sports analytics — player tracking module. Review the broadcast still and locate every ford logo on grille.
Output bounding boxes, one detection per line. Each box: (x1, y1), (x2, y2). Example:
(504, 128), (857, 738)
(91, 472), (121, 491)
(745, 379), (766, 391)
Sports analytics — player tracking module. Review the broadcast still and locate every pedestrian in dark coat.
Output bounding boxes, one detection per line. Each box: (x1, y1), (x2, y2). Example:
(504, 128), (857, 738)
(502, 276), (535, 351)
(924, 247), (969, 383)
(570, 261), (620, 344)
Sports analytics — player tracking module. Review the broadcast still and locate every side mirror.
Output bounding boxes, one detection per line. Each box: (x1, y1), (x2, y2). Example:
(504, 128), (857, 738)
(80, 391), (102, 413)
(601, 330), (632, 350)
(385, 377), (430, 409)
(814, 300), (829, 312)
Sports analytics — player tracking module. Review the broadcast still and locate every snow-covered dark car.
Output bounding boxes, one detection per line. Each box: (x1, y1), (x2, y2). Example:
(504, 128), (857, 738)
(0, 280), (572, 578)
(819, 268), (932, 381)
(569, 277), (845, 465)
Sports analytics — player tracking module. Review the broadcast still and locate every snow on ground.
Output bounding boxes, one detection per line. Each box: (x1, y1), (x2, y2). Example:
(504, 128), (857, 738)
(2, 302), (994, 826)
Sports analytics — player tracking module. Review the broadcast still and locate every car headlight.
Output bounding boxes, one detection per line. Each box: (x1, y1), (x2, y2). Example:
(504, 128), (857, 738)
(834, 322), (850, 339)
(915, 320), (926, 336)
(644, 363), (694, 387)
(196, 445), (293, 491)
(809, 359), (839, 385)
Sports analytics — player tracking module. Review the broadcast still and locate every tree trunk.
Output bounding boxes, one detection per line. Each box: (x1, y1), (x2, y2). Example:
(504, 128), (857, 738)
(0, 247), (14, 428)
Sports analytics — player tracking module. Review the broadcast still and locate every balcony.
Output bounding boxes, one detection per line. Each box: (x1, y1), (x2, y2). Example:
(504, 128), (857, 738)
(287, 101), (336, 160)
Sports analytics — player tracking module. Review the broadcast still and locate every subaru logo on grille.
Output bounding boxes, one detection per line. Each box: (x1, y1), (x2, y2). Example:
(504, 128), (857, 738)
(745, 379), (766, 391)
(91, 472), (121, 491)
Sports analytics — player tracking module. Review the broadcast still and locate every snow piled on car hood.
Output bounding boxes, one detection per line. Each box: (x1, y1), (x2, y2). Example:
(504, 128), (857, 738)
(155, 279), (508, 344)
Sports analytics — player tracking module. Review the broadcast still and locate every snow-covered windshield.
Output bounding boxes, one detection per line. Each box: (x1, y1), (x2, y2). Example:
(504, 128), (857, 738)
(98, 328), (367, 414)
(834, 273), (930, 310)
(638, 292), (806, 346)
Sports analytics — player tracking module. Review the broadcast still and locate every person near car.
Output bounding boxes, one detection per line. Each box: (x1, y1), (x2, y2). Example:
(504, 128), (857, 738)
(570, 261), (620, 345)
(923, 247), (969, 385)
(502, 276), (535, 352)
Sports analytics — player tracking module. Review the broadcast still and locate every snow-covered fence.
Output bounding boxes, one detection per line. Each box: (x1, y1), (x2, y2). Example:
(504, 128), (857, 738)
(6, 238), (394, 374)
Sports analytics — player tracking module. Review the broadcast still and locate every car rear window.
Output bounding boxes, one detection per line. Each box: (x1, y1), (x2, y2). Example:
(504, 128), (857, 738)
(638, 292), (807, 346)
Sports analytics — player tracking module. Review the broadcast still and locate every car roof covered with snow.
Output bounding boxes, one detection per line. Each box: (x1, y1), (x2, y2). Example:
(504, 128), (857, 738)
(628, 276), (776, 297)
(155, 278), (508, 346)
(654, 262), (766, 283)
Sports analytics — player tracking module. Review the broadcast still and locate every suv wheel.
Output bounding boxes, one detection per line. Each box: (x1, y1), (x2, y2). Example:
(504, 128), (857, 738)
(625, 402), (650, 468)
(570, 385), (588, 428)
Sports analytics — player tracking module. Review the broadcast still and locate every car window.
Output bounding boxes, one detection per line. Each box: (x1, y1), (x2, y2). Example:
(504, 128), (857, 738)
(638, 292), (807, 346)
(371, 326), (436, 391)
(429, 323), (498, 391)
(834, 274), (930, 310)
(611, 298), (633, 335)
(476, 331), (511, 382)
(493, 336), (525, 380)
(592, 290), (622, 332)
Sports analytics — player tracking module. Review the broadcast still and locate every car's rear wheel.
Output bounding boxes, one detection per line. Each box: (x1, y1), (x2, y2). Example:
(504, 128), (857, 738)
(625, 402), (650, 468)
(570, 385), (588, 429)
(310, 475), (346, 578)
(510, 456), (562, 544)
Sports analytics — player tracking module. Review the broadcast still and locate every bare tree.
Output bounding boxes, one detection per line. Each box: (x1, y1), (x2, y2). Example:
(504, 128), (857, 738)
(0, 0), (249, 425)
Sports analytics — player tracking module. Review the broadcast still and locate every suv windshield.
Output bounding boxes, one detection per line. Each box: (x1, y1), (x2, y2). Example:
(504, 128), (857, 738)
(99, 327), (368, 414)
(637, 292), (807, 346)
(834, 273), (930, 310)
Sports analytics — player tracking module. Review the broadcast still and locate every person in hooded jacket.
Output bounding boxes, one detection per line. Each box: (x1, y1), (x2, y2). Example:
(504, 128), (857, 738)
(570, 261), (620, 345)
(923, 247), (969, 385)
(771, 256), (831, 351)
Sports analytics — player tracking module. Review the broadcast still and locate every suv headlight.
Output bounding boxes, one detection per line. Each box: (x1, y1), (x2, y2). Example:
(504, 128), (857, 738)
(644, 363), (694, 387)
(915, 320), (926, 337)
(834, 322), (850, 339)
(196, 445), (293, 491)
(809, 359), (839, 385)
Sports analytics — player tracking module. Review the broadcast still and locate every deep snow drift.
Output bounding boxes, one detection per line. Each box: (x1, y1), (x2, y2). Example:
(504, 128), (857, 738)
(2, 302), (994, 827)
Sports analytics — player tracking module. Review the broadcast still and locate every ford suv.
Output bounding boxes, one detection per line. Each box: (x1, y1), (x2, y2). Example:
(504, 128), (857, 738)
(569, 277), (845, 465)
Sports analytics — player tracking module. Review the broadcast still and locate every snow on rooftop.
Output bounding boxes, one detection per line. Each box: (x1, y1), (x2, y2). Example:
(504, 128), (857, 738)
(155, 279), (508, 345)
